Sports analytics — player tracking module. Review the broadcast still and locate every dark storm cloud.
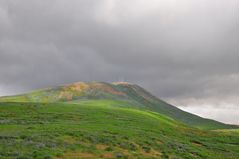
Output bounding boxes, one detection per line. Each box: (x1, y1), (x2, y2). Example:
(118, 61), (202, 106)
(0, 0), (239, 123)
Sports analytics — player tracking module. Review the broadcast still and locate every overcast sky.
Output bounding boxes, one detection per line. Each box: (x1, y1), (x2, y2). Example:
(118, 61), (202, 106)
(0, 0), (239, 124)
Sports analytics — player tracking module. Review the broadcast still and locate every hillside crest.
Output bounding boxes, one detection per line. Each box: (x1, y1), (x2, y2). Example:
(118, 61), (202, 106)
(0, 81), (237, 130)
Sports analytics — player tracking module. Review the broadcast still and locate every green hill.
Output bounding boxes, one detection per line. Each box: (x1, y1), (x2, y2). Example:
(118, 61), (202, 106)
(0, 82), (239, 158)
(0, 101), (238, 159)
(0, 81), (237, 130)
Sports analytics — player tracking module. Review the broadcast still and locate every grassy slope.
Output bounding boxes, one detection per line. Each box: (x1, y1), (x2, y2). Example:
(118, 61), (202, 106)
(0, 101), (239, 159)
(113, 84), (238, 130)
(0, 82), (237, 130)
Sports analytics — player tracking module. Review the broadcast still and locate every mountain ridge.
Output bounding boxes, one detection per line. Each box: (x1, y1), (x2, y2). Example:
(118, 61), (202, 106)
(0, 81), (237, 130)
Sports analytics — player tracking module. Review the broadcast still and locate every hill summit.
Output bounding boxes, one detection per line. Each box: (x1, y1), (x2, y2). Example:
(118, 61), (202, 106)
(0, 81), (157, 103)
(0, 81), (237, 130)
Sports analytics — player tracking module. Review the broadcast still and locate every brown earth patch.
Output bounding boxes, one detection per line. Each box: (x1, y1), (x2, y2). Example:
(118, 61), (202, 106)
(96, 144), (108, 150)
(59, 91), (73, 101)
(100, 153), (114, 158)
(66, 82), (89, 92)
(191, 140), (203, 147)
(90, 83), (125, 95)
(140, 148), (161, 158)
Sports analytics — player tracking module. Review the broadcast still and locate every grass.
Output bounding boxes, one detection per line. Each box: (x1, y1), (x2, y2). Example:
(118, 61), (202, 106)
(1, 82), (237, 130)
(0, 100), (238, 159)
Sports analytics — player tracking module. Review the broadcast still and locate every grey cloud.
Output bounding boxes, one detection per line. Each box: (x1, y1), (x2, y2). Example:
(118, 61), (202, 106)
(179, 104), (239, 125)
(0, 0), (239, 123)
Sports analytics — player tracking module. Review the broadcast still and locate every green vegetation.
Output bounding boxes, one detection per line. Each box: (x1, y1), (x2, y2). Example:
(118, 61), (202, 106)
(0, 101), (238, 159)
(0, 82), (238, 158)
(0, 82), (237, 130)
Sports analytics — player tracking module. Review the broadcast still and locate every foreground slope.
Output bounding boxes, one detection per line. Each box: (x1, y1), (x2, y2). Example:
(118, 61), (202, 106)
(0, 81), (237, 130)
(0, 101), (239, 159)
